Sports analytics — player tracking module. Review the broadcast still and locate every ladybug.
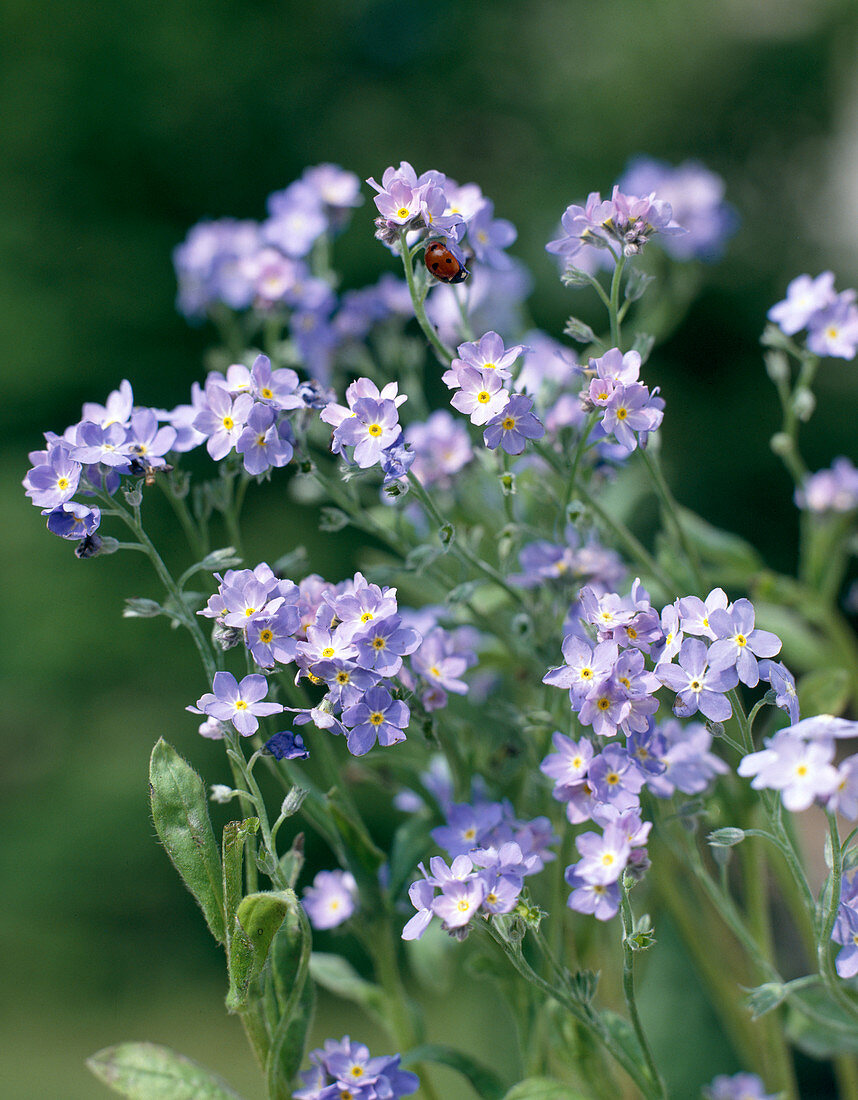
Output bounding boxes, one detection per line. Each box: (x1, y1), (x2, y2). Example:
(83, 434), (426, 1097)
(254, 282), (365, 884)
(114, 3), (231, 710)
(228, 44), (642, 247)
(423, 239), (470, 284)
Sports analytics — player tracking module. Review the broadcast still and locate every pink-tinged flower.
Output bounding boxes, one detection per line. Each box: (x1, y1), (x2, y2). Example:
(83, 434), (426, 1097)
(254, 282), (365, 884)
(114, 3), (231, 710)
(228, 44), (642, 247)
(601, 383), (664, 452)
(302, 869), (357, 930)
(768, 272), (837, 336)
(432, 876), (486, 929)
(738, 729), (839, 812)
(455, 330), (529, 380)
(333, 397), (401, 468)
(193, 384), (254, 461)
(574, 825), (631, 885)
(191, 671), (284, 736)
(796, 457), (858, 513)
(591, 347), (642, 385)
(444, 365), (508, 425)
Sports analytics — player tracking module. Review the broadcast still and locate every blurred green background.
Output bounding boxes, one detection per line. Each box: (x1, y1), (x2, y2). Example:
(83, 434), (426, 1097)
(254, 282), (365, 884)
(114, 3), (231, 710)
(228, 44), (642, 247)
(5, 0), (858, 1096)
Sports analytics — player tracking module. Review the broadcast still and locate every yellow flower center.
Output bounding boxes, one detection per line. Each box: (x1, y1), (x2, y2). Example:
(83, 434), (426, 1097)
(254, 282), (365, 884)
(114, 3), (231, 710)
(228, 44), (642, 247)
(336, 671), (350, 684)
(735, 634), (747, 647)
(235, 699), (248, 711)
(616, 407), (628, 421)
(602, 853), (615, 866)
(796, 764), (808, 777)
(457, 899), (470, 912)
(321, 646), (335, 658)
(580, 667), (593, 680)
(245, 607), (256, 617)
(397, 207), (410, 219)
(372, 636), (386, 650)
(690, 679), (701, 691)
(606, 771), (620, 785)
(369, 711), (385, 726)
(222, 416), (234, 431)
(502, 416), (516, 430)
(483, 361), (497, 370)
(360, 611), (374, 622)
(368, 423), (382, 437)
(597, 697), (611, 711)
(477, 390), (491, 403)
(57, 477), (69, 490)
(260, 629), (273, 644)
(261, 387), (273, 399)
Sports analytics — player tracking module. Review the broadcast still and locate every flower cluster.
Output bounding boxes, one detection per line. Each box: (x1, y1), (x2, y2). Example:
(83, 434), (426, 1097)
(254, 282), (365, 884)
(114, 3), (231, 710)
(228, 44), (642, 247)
(796, 456), (858, 513)
(193, 566), (477, 755)
(442, 330), (545, 455)
(546, 184), (686, 261)
(368, 161), (516, 273)
(293, 1036), (418, 1100)
(402, 795), (556, 940)
(582, 347), (664, 454)
(22, 378), (176, 554)
(617, 156), (738, 261)
(174, 163), (362, 320)
(768, 271), (858, 360)
(542, 583), (784, 918)
(739, 713), (858, 815)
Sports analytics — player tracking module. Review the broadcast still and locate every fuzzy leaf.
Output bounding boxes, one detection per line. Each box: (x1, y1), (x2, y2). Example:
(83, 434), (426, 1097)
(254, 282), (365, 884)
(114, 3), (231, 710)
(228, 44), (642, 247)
(227, 890), (298, 1011)
(86, 1043), (243, 1099)
(149, 739), (225, 944)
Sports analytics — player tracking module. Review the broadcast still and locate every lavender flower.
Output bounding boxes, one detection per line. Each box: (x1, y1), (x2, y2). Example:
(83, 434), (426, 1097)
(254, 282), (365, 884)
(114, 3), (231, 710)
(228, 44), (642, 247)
(302, 870), (358, 930)
(191, 671), (284, 737)
(483, 394), (545, 455)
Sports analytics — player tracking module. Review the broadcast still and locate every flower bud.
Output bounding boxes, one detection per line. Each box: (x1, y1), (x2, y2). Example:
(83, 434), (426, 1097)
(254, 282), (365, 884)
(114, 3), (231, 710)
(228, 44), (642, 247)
(707, 827), (746, 848)
(792, 387), (816, 422)
(764, 350), (790, 383)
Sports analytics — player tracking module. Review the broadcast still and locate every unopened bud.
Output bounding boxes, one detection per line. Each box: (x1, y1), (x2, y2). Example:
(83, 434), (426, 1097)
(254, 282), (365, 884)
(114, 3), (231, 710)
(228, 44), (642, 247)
(764, 350), (790, 383)
(793, 387), (816, 422)
(708, 827), (746, 848)
(770, 432), (792, 457)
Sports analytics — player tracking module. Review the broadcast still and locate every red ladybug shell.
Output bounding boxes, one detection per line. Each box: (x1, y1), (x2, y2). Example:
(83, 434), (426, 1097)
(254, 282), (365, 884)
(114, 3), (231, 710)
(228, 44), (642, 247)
(423, 241), (469, 283)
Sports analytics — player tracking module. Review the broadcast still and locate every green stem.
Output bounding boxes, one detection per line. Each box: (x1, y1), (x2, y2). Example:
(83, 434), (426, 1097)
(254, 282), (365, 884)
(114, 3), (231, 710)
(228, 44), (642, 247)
(640, 448), (704, 591)
(399, 229), (454, 365)
(619, 877), (667, 1100)
(574, 480), (678, 598)
(608, 254), (628, 349)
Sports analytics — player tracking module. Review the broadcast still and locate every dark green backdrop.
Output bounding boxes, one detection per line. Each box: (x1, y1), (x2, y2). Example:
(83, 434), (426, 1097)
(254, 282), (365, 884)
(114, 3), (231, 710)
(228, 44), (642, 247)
(4, 1), (858, 1096)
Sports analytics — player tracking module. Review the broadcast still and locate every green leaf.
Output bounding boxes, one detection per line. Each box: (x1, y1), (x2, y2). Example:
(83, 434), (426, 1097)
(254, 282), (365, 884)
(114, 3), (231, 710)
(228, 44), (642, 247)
(226, 890), (298, 1011)
(388, 814), (431, 901)
(325, 793), (385, 894)
(309, 952), (387, 1023)
(502, 1078), (588, 1100)
(149, 739), (225, 944)
(675, 507), (763, 583)
(797, 667), (853, 719)
(751, 600), (833, 672)
(267, 972), (314, 1099)
(222, 818), (259, 930)
(266, 902), (313, 1098)
(786, 987), (858, 1057)
(86, 1043), (244, 1099)
(401, 1043), (507, 1100)
(601, 1010), (646, 1074)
